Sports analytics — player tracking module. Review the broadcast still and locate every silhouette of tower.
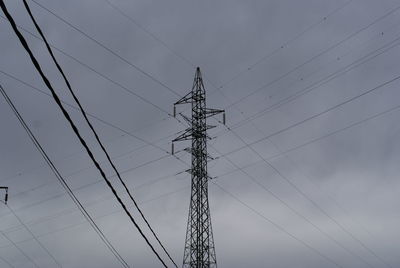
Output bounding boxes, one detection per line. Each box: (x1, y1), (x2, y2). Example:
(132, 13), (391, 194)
(173, 67), (224, 268)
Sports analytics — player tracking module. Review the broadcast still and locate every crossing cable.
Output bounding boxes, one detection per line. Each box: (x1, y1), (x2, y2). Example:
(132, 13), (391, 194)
(1, 230), (38, 268)
(6, 76), (398, 267)
(219, 72), (400, 159)
(99, 3), (400, 261)
(219, 123), (392, 267)
(211, 182), (345, 268)
(6, 204), (62, 267)
(4, 169), (188, 235)
(4, 95), (399, 264)
(212, 144), (374, 266)
(104, 0), (194, 68)
(0, 185), (189, 252)
(5, 1), (394, 264)
(217, 29), (400, 134)
(1, 158), (243, 244)
(0, 2), (169, 267)
(3, 2), (382, 266)
(1, 155), (250, 239)
(220, 3), (400, 110)
(23, 0), (400, 134)
(0, 154), (171, 219)
(216, 0), (354, 90)
(3, 97), (399, 236)
(212, 76), (400, 267)
(19, 4), (177, 262)
(96, 0), (400, 146)
(0, 0), (380, 163)
(0, 11), (186, 156)
(0, 231), (40, 268)
(0, 85), (130, 268)
(0, 14), (172, 118)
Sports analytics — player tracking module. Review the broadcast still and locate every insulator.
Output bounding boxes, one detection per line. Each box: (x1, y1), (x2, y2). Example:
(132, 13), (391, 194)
(223, 112), (226, 125)
(171, 143), (175, 155)
(173, 106), (176, 117)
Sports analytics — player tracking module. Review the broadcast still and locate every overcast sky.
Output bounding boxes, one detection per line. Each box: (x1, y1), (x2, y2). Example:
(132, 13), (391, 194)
(1, 0), (400, 267)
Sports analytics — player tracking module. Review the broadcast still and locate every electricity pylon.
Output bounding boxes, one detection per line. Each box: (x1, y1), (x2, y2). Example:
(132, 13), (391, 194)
(172, 67), (225, 268)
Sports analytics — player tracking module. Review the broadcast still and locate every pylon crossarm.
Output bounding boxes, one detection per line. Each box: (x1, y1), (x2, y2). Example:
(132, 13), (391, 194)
(172, 128), (193, 142)
(175, 91), (193, 106)
(205, 108), (224, 118)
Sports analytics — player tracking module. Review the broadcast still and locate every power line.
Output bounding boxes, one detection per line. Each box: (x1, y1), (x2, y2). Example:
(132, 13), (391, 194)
(0, 2), (169, 267)
(221, 29), (400, 133)
(220, 3), (400, 109)
(209, 143), (375, 267)
(6, 204), (62, 267)
(0, 185), (189, 253)
(217, 0), (354, 90)
(220, 72), (400, 159)
(30, 0), (181, 98)
(221, 123), (392, 267)
(0, 84), (130, 267)
(211, 181), (345, 268)
(0, 231), (40, 268)
(104, 0), (195, 69)
(4, 97), (399, 237)
(0, 156), (256, 240)
(22, 1), (177, 265)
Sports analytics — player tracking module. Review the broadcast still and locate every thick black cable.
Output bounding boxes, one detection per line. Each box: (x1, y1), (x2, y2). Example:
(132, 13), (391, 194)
(0, 85), (130, 268)
(21, 1), (177, 266)
(0, 2), (168, 267)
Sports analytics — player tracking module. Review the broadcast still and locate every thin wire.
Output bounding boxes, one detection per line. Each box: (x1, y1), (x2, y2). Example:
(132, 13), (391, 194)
(222, 3), (400, 110)
(217, 0), (354, 90)
(221, 31), (400, 133)
(3, 99), (398, 236)
(211, 182), (345, 268)
(209, 143), (374, 267)
(30, 0), (181, 98)
(221, 125), (392, 267)
(0, 85), (130, 268)
(104, 0), (194, 69)
(221, 72), (400, 158)
(1, 157), (253, 239)
(6, 204), (62, 267)
(0, 2), (168, 267)
(0, 231), (40, 268)
(0, 186), (189, 252)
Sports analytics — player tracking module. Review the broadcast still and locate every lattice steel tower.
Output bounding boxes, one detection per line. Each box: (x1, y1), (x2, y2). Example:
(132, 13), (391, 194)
(172, 67), (224, 268)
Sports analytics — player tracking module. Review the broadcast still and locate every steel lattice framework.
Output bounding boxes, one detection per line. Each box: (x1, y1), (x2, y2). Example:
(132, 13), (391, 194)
(173, 67), (224, 268)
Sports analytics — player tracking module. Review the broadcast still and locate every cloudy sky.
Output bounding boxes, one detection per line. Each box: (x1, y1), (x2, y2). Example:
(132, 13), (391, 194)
(1, 0), (400, 267)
